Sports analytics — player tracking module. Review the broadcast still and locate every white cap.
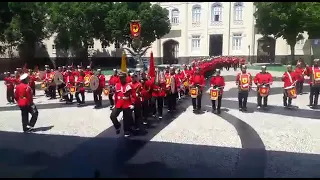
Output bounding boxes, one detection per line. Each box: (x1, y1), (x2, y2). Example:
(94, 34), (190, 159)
(261, 65), (266, 69)
(19, 73), (29, 81)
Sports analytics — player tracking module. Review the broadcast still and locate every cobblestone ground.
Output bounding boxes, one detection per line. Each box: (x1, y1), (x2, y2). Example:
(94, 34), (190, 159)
(0, 69), (319, 178)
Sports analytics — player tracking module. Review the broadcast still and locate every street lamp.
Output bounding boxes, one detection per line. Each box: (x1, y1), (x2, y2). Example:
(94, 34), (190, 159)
(248, 45), (251, 64)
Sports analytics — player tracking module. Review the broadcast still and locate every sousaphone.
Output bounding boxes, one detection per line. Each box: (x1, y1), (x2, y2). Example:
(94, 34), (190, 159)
(89, 76), (100, 91)
(53, 71), (64, 85)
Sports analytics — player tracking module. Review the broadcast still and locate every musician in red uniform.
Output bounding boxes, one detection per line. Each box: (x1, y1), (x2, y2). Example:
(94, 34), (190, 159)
(4, 72), (15, 104)
(294, 62), (305, 95)
(189, 67), (206, 112)
(240, 57), (246, 65)
(108, 69), (120, 110)
(93, 69), (105, 108)
(126, 73), (132, 83)
(14, 71), (20, 85)
(210, 69), (225, 114)
(233, 57), (239, 71)
(305, 59), (320, 107)
(75, 70), (86, 106)
(254, 66), (273, 109)
(130, 74), (145, 132)
(14, 73), (39, 133)
(282, 65), (297, 107)
(110, 73), (136, 137)
(85, 66), (94, 76)
(151, 68), (166, 120)
(140, 72), (152, 124)
(28, 69), (36, 96)
(236, 65), (252, 111)
(65, 70), (75, 104)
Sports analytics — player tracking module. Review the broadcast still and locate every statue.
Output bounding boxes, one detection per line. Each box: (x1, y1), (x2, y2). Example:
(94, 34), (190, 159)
(124, 20), (151, 71)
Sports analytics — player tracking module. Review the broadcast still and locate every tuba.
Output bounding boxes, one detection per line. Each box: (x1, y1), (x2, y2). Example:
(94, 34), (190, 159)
(154, 70), (160, 85)
(170, 75), (176, 94)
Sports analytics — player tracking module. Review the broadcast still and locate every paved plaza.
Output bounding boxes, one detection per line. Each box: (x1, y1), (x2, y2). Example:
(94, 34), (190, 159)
(0, 69), (320, 178)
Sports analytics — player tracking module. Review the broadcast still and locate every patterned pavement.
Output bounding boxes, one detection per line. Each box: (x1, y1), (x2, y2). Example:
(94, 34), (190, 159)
(0, 69), (319, 178)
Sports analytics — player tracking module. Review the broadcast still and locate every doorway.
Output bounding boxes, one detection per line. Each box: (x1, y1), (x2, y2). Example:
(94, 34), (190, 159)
(209, 34), (223, 57)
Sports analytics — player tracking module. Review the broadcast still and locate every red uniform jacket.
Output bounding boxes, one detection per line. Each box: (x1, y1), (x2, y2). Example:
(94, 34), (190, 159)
(254, 72), (273, 85)
(109, 75), (120, 86)
(114, 83), (136, 109)
(236, 72), (253, 90)
(4, 77), (14, 90)
(305, 66), (320, 85)
(98, 74), (106, 88)
(190, 74), (205, 91)
(85, 70), (94, 76)
(141, 79), (152, 100)
(14, 77), (21, 85)
(150, 77), (166, 97)
(76, 76), (85, 92)
(126, 76), (132, 83)
(131, 81), (142, 104)
(65, 75), (75, 87)
(73, 70), (80, 77)
(294, 67), (305, 82)
(282, 71), (297, 88)
(28, 75), (36, 88)
(210, 76), (225, 94)
(15, 83), (33, 107)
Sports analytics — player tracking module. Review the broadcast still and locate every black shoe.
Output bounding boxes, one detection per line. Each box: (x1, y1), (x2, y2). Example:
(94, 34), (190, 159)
(23, 128), (33, 133)
(243, 107), (247, 112)
(217, 109), (221, 114)
(124, 133), (131, 137)
(239, 108), (243, 111)
(116, 128), (120, 135)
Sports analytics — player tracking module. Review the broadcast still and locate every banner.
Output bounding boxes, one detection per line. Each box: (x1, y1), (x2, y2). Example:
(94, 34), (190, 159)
(130, 20), (141, 38)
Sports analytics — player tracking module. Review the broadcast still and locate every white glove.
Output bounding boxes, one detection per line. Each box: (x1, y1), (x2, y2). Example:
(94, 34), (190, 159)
(129, 105), (134, 109)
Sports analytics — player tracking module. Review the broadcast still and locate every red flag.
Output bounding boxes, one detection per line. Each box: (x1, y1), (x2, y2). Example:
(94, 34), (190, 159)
(148, 51), (155, 78)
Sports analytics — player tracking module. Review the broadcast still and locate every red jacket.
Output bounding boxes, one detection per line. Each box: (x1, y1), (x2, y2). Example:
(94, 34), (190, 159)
(109, 75), (120, 86)
(98, 74), (106, 88)
(114, 83), (136, 109)
(85, 70), (94, 76)
(131, 81), (142, 104)
(210, 76), (225, 94)
(14, 77), (21, 85)
(305, 66), (320, 85)
(73, 70), (80, 77)
(126, 76), (132, 83)
(151, 77), (166, 97)
(76, 75), (85, 92)
(190, 74), (205, 91)
(141, 80), (152, 100)
(28, 75), (37, 88)
(294, 67), (306, 82)
(282, 71), (297, 88)
(65, 75), (75, 87)
(4, 77), (14, 90)
(236, 72), (253, 90)
(15, 83), (33, 107)
(254, 72), (273, 85)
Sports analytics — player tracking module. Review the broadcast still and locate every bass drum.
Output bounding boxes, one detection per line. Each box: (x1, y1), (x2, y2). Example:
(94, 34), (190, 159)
(89, 76), (100, 91)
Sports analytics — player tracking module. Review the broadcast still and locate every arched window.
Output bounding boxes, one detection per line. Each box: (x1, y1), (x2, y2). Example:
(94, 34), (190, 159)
(211, 3), (222, 22)
(234, 2), (243, 21)
(171, 9), (179, 25)
(192, 5), (201, 23)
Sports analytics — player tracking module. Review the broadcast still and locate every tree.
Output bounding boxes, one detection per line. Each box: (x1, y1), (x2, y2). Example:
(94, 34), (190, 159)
(4, 2), (50, 62)
(0, 2), (13, 55)
(254, 2), (309, 63)
(304, 2), (320, 39)
(47, 2), (113, 61)
(106, 2), (171, 51)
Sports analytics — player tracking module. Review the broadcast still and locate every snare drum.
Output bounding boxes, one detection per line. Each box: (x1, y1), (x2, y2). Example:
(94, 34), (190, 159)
(210, 88), (219, 100)
(69, 86), (76, 95)
(285, 86), (297, 99)
(190, 87), (198, 98)
(259, 86), (269, 97)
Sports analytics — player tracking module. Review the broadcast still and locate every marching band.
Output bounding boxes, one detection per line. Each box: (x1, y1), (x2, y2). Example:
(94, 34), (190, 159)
(3, 56), (320, 135)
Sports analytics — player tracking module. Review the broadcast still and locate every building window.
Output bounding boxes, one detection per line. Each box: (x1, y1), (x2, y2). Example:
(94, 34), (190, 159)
(88, 44), (94, 49)
(171, 9), (179, 25)
(52, 44), (56, 54)
(191, 35), (201, 51)
(192, 5), (201, 24)
(232, 33), (242, 50)
(234, 2), (243, 21)
(174, 44), (179, 58)
(211, 3), (222, 22)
